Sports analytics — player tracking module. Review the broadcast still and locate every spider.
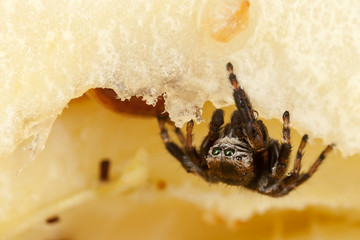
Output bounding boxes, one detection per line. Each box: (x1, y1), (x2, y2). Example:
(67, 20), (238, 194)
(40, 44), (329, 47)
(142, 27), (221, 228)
(158, 62), (334, 197)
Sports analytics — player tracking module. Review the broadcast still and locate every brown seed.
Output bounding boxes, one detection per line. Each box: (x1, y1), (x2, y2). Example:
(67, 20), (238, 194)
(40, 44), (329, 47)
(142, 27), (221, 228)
(46, 215), (60, 224)
(100, 159), (111, 182)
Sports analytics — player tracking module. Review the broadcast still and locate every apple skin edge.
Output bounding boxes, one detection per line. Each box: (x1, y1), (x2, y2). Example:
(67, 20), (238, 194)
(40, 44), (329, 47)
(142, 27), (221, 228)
(87, 88), (168, 118)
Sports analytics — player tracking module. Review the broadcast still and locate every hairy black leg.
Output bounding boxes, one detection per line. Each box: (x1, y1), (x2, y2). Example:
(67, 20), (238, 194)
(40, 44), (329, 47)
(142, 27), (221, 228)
(270, 111), (292, 179)
(232, 109), (270, 152)
(158, 117), (185, 160)
(291, 134), (308, 177)
(158, 117), (205, 176)
(259, 112), (307, 194)
(184, 120), (202, 163)
(282, 111), (291, 145)
(227, 63), (255, 122)
(226, 62), (268, 151)
(254, 119), (270, 150)
(276, 144), (334, 197)
(231, 110), (245, 139)
(299, 144), (334, 181)
(186, 120), (195, 151)
(259, 144), (334, 197)
(264, 135), (308, 192)
(231, 110), (241, 126)
(175, 127), (186, 147)
(256, 140), (280, 191)
(200, 109), (224, 158)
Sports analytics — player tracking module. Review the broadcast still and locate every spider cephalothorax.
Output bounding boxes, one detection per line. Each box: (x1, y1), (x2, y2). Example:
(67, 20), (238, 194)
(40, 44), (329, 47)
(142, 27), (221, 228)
(206, 127), (255, 186)
(158, 63), (334, 197)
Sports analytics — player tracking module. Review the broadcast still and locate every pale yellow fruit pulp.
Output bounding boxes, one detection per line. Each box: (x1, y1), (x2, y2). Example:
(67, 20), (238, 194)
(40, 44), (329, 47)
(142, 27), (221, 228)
(2, 98), (360, 239)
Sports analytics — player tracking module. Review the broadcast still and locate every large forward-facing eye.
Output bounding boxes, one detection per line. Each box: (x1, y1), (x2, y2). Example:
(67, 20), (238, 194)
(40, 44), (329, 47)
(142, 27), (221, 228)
(224, 148), (235, 156)
(212, 147), (222, 155)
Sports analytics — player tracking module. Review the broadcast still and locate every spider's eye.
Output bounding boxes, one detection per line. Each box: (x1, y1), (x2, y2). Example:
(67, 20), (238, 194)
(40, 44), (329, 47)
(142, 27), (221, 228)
(224, 148), (235, 156)
(212, 147), (222, 155)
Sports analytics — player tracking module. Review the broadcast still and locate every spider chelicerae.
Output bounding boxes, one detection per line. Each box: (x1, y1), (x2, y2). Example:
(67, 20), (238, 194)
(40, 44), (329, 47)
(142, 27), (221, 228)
(158, 62), (334, 197)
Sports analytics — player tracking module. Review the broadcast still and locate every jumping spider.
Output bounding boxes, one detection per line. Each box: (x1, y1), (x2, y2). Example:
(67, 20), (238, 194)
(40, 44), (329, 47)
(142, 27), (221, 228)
(158, 63), (334, 197)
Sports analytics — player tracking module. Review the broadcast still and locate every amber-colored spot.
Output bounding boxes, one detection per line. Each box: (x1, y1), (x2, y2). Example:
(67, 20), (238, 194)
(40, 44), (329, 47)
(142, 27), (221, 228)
(207, 0), (250, 42)
(156, 180), (167, 190)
